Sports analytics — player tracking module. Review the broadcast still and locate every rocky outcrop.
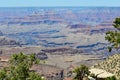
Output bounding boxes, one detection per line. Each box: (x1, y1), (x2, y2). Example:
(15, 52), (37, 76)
(36, 52), (48, 60)
(0, 37), (20, 46)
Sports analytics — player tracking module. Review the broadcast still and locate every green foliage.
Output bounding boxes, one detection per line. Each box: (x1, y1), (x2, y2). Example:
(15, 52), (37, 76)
(0, 52), (43, 80)
(90, 73), (96, 78)
(28, 72), (43, 80)
(73, 65), (90, 80)
(105, 76), (117, 80)
(105, 17), (120, 52)
(113, 18), (120, 30)
(0, 68), (7, 80)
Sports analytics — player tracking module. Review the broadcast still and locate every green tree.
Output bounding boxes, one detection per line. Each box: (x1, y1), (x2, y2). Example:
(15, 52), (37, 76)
(105, 17), (120, 52)
(0, 52), (43, 80)
(73, 65), (90, 80)
(28, 72), (43, 80)
(0, 68), (7, 80)
(105, 76), (117, 80)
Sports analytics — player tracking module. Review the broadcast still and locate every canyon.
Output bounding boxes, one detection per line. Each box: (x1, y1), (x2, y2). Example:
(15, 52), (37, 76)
(0, 7), (120, 68)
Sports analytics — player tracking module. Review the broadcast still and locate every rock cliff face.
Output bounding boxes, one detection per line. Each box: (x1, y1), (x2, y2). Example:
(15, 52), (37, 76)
(0, 30), (3, 36)
(68, 24), (92, 29)
(0, 30), (20, 46)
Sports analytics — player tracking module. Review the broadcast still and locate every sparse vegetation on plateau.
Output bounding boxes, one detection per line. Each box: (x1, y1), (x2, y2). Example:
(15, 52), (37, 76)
(94, 53), (120, 79)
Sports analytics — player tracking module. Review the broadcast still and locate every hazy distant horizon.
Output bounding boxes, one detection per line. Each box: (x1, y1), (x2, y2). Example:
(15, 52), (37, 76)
(0, 0), (120, 7)
(0, 6), (120, 8)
